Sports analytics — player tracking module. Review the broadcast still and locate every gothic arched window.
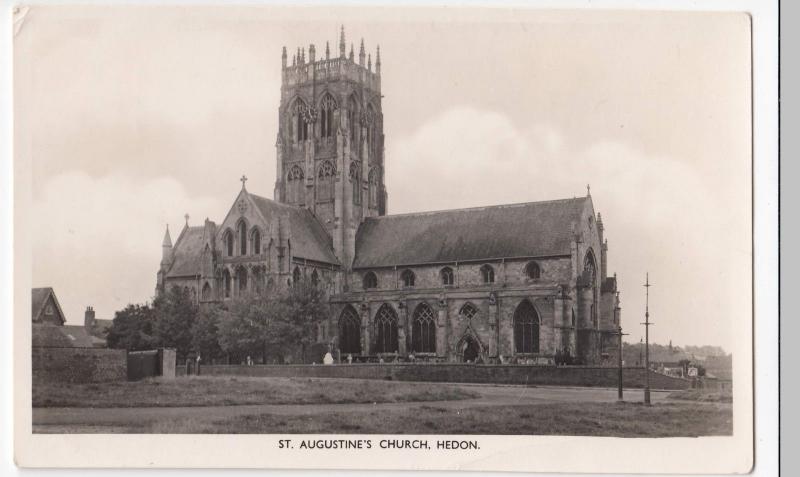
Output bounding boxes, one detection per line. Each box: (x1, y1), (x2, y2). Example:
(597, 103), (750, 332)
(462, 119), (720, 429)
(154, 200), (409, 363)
(292, 266), (302, 286)
(363, 271), (378, 290)
(348, 95), (359, 145)
(441, 267), (454, 286)
(287, 165), (305, 204)
(401, 269), (415, 288)
(366, 103), (377, 153)
(237, 221), (247, 256)
(480, 264), (495, 284)
(311, 269), (319, 287)
(339, 306), (361, 355)
(368, 167), (380, 208)
(526, 261), (541, 280)
(349, 161), (361, 205)
(236, 267), (248, 295)
(412, 303), (436, 353)
(251, 228), (261, 256)
(223, 230), (234, 257)
(319, 93), (337, 139)
(223, 269), (231, 298)
(201, 282), (212, 301)
(317, 160), (335, 201)
(252, 267), (264, 294)
(374, 304), (398, 353)
(460, 302), (478, 321)
(514, 299), (540, 354)
(292, 99), (309, 142)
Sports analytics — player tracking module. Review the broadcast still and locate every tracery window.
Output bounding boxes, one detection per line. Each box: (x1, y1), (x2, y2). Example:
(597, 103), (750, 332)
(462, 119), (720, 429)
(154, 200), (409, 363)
(292, 266), (302, 286)
(237, 221), (247, 256)
(339, 306), (362, 355)
(251, 228), (261, 256)
(292, 99), (310, 142)
(311, 269), (319, 287)
(514, 300), (540, 354)
(236, 267), (248, 294)
(223, 269), (232, 298)
(480, 264), (495, 284)
(412, 303), (436, 353)
(526, 261), (541, 280)
(224, 230), (234, 257)
(363, 271), (378, 290)
(201, 282), (212, 301)
(317, 160), (335, 201)
(460, 302), (478, 321)
(374, 304), (399, 353)
(319, 94), (337, 139)
(401, 269), (415, 288)
(441, 267), (454, 286)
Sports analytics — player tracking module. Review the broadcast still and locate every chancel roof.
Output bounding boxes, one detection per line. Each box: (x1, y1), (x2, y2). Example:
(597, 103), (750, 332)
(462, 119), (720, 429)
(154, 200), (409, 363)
(249, 194), (339, 265)
(165, 226), (206, 278)
(353, 197), (589, 268)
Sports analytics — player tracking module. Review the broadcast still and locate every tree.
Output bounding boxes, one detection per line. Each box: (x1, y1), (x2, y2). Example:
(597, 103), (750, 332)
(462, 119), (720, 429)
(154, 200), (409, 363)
(271, 280), (329, 362)
(154, 286), (198, 360)
(192, 305), (223, 362)
(106, 303), (157, 351)
(218, 291), (277, 362)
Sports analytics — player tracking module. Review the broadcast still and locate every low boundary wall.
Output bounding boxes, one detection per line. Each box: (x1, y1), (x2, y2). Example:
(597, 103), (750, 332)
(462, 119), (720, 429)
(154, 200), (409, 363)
(176, 363), (691, 390)
(33, 347), (127, 384)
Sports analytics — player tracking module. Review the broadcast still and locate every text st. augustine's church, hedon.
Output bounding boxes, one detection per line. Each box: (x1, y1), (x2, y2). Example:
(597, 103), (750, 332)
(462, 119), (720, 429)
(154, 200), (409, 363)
(156, 28), (623, 365)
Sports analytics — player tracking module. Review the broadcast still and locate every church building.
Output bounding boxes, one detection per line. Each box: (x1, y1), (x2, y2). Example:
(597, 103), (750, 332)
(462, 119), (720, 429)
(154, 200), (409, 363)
(156, 28), (623, 365)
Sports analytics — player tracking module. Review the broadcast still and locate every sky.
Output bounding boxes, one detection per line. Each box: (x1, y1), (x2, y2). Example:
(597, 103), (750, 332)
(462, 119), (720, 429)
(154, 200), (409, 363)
(15, 6), (751, 351)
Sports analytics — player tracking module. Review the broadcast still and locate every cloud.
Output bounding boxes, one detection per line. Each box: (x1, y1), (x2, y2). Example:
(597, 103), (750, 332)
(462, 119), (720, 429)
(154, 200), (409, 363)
(387, 107), (747, 350)
(32, 172), (225, 324)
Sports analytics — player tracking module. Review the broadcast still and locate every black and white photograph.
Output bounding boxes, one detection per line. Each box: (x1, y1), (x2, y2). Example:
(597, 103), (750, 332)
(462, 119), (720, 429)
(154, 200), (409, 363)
(11, 3), (763, 473)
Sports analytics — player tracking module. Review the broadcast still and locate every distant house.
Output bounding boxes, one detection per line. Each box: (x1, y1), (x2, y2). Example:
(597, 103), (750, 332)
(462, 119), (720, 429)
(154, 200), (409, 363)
(31, 287), (94, 348)
(31, 287), (66, 326)
(83, 306), (112, 348)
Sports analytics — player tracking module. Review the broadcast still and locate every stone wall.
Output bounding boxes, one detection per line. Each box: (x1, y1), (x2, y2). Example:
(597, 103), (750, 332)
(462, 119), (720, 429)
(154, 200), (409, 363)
(32, 347), (127, 384)
(177, 363), (691, 390)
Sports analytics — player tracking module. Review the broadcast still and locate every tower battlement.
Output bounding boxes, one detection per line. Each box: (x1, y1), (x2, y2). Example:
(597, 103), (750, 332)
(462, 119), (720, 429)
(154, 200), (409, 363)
(281, 26), (381, 91)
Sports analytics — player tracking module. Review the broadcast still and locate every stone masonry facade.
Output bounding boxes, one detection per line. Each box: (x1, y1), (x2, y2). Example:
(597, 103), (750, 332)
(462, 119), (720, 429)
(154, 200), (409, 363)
(156, 28), (623, 365)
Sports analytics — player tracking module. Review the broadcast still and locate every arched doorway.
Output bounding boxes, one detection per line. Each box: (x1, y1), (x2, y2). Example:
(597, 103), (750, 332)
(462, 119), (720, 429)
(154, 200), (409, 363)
(338, 306), (361, 355)
(458, 332), (482, 363)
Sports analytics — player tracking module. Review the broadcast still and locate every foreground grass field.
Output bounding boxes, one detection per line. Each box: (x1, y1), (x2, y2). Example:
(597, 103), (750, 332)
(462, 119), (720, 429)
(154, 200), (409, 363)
(33, 376), (478, 407)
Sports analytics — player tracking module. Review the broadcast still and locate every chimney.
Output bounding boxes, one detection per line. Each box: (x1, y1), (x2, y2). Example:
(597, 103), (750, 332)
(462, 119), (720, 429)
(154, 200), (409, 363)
(84, 306), (96, 329)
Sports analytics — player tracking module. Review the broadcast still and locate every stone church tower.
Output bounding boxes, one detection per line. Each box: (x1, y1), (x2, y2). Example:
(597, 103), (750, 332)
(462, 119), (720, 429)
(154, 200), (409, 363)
(273, 27), (387, 270)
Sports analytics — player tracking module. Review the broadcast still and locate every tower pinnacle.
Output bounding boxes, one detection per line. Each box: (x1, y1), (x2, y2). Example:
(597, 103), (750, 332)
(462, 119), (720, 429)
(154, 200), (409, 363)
(376, 45), (381, 74)
(359, 38), (365, 65)
(339, 25), (346, 58)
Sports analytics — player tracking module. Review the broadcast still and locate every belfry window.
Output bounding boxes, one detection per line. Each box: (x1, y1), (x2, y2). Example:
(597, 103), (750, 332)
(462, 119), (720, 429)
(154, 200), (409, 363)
(480, 264), (495, 284)
(319, 94), (337, 139)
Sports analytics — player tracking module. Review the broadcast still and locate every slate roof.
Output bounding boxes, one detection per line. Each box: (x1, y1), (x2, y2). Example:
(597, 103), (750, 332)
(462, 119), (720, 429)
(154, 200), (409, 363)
(32, 324), (94, 348)
(165, 226), (206, 278)
(353, 197), (589, 268)
(31, 287), (66, 324)
(249, 194), (339, 265)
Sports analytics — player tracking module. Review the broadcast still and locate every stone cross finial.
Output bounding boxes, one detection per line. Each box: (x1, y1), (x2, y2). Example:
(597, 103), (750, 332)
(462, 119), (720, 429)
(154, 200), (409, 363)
(240, 174), (248, 189)
(184, 213), (189, 226)
(587, 184), (591, 196)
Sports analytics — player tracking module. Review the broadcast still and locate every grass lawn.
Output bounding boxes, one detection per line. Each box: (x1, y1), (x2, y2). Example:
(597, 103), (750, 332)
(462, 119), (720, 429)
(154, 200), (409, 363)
(126, 401), (732, 436)
(33, 376), (479, 408)
(666, 388), (733, 403)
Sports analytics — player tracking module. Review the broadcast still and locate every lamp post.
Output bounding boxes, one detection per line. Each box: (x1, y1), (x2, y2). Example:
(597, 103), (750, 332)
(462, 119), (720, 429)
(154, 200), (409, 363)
(641, 273), (654, 405)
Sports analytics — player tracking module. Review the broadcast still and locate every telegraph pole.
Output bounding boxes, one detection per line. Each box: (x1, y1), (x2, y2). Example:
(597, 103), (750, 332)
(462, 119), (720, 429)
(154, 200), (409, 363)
(617, 325), (628, 401)
(641, 273), (654, 405)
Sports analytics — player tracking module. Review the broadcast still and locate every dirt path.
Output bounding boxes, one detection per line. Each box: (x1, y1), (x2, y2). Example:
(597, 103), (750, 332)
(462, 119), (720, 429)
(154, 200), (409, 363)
(33, 383), (670, 432)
